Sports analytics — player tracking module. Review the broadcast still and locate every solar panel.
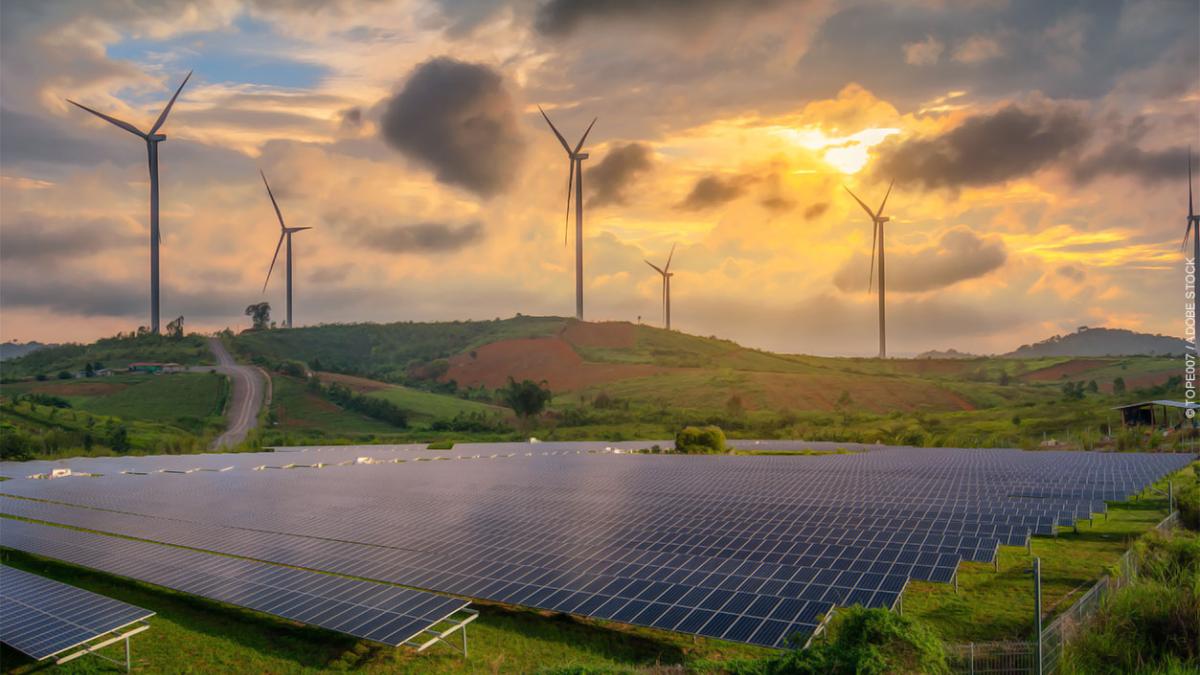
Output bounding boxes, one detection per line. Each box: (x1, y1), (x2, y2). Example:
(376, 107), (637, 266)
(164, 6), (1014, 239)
(0, 564), (153, 661)
(0, 520), (468, 647)
(0, 445), (1190, 649)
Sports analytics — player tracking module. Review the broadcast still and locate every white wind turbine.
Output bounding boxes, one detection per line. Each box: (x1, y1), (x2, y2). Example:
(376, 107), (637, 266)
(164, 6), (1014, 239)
(644, 244), (676, 330)
(539, 106), (597, 321)
(67, 70), (193, 334)
(260, 170), (312, 328)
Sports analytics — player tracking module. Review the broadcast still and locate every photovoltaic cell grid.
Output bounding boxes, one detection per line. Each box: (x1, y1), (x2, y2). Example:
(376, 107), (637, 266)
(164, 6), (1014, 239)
(0, 446), (1191, 648)
(0, 520), (469, 647)
(0, 564), (153, 660)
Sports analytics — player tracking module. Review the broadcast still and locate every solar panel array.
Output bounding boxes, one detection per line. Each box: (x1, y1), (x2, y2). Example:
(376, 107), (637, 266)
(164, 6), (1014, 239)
(0, 520), (468, 647)
(0, 564), (154, 660)
(0, 445), (1191, 649)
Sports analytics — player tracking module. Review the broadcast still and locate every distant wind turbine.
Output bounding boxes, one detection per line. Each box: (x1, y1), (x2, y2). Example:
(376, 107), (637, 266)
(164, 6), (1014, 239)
(1183, 150), (1200, 312)
(644, 244), (676, 330)
(260, 170), (312, 329)
(844, 180), (896, 359)
(67, 70), (192, 335)
(539, 106), (597, 321)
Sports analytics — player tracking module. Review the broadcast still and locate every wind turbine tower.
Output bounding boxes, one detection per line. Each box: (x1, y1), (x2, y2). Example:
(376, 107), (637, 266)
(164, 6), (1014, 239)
(645, 244), (676, 330)
(539, 106), (597, 320)
(1183, 152), (1200, 314)
(260, 171), (312, 328)
(67, 70), (192, 334)
(844, 180), (895, 358)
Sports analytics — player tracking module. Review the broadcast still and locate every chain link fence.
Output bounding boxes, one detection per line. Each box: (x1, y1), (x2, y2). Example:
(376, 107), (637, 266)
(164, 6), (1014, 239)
(947, 510), (1180, 675)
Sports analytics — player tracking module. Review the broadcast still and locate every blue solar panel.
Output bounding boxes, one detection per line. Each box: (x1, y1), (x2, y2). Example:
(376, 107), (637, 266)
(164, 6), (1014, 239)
(0, 520), (468, 647)
(0, 445), (1190, 648)
(0, 565), (153, 660)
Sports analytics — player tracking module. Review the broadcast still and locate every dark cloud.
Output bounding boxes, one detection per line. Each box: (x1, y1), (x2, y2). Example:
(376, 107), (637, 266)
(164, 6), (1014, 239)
(339, 107), (363, 130)
(677, 173), (756, 210)
(834, 227), (1007, 293)
(874, 103), (1091, 190)
(803, 202), (829, 220)
(586, 142), (653, 208)
(0, 273), (244, 320)
(1056, 265), (1085, 282)
(1, 107), (127, 167)
(535, 0), (783, 37)
(379, 57), (524, 196)
(1071, 141), (1195, 185)
(0, 213), (141, 262)
(353, 221), (484, 253)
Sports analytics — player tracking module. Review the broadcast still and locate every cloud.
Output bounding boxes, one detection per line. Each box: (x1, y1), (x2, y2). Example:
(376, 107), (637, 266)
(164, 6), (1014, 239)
(904, 36), (944, 66)
(874, 102), (1090, 190)
(534, 0), (784, 37)
(952, 34), (1005, 64)
(803, 202), (829, 220)
(1071, 140), (1195, 185)
(352, 221), (485, 253)
(379, 57), (524, 196)
(677, 173), (756, 210)
(586, 142), (654, 208)
(0, 213), (141, 261)
(834, 227), (1007, 293)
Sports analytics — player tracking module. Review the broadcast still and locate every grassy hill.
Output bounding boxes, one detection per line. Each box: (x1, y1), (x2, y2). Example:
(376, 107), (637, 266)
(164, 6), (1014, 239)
(0, 333), (213, 380)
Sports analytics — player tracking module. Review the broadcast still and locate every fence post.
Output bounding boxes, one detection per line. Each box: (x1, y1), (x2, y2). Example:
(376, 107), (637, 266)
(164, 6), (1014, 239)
(1035, 557), (1044, 675)
(969, 642), (974, 675)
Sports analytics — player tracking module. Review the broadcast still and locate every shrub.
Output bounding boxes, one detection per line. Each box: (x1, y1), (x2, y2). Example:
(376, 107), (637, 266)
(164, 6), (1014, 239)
(1176, 463), (1200, 530)
(0, 423), (35, 461)
(675, 425), (726, 454)
(427, 440), (455, 450)
(724, 606), (949, 675)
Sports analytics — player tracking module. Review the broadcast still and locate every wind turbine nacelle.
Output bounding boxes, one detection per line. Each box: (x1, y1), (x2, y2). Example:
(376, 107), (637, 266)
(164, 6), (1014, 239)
(573, 152), (590, 160)
(877, 216), (891, 224)
(149, 133), (167, 142)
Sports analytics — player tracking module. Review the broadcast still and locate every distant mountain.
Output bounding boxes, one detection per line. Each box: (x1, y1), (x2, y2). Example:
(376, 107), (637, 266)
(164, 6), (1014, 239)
(1005, 327), (1186, 358)
(0, 341), (54, 361)
(915, 348), (980, 360)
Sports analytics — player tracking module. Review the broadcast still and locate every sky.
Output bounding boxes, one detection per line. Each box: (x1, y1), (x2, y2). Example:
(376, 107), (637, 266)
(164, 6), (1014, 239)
(0, 0), (1197, 356)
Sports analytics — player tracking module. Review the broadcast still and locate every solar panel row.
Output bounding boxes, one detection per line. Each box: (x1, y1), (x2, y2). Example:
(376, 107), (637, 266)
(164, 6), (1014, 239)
(0, 565), (154, 660)
(0, 520), (468, 647)
(1, 447), (1191, 648)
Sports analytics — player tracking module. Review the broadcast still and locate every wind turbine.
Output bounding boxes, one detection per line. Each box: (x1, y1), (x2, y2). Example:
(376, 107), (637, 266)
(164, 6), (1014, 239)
(539, 106), (597, 321)
(67, 70), (192, 335)
(1183, 150), (1200, 315)
(844, 180), (895, 359)
(260, 170), (312, 329)
(644, 244), (676, 330)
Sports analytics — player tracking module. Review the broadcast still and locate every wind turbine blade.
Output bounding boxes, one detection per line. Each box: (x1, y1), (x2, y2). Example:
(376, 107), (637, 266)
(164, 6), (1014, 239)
(1181, 224), (1192, 252)
(260, 170), (287, 231)
(289, 227), (313, 233)
(664, 243), (676, 271)
(66, 100), (145, 138)
(867, 221), (878, 293)
(149, 70), (192, 135)
(843, 186), (876, 221)
(263, 233), (285, 293)
(645, 260), (665, 275)
(563, 160), (574, 246)
(572, 117), (598, 154)
(875, 178), (895, 218)
(1189, 149), (1194, 218)
(538, 106), (572, 154)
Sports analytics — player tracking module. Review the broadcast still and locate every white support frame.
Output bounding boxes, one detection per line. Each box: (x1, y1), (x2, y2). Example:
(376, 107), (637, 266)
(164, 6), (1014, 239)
(402, 608), (479, 657)
(54, 621), (151, 672)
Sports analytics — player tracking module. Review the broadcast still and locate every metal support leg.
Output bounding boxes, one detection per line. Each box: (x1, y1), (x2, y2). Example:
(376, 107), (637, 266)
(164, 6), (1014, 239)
(462, 622), (468, 658)
(125, 636), (131, 673)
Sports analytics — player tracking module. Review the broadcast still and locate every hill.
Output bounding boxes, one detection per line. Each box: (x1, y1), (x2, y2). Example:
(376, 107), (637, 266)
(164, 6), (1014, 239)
(916, 348), (980, 359)
(1006, 326), (1186, 358)
(0, 333), (213, 380)
(0, 341), (55, 361)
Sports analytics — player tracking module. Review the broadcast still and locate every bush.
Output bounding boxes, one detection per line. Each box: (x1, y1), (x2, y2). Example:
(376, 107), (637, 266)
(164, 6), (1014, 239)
(1176, 463), (1200, 530)
(724, 606), (949, 675)
(0, 423), (35, 461)
(675, 425), (726, 454)
(427, 440), (454, 450)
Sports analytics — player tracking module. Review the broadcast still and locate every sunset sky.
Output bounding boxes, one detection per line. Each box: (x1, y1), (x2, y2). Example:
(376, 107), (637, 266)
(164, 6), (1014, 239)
(1, 0), (1197, 355)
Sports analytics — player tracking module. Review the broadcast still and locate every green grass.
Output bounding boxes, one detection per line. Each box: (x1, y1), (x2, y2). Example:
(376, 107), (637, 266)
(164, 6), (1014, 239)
(903, 469), (1185, 643)
(269, 375), (402, 436)
(0, 550), (769, 674)
(366, 385), (506, 423)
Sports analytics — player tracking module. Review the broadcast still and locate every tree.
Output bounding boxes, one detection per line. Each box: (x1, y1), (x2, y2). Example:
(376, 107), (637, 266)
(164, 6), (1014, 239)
(1113, 377), (1126, 395)
(502, 377), (552, 425)
(56, 370), (72, 380)
(835, 390), (854, 425)
(998, 370), (1011, 386)
(106, 423), (130, 453)
(84, 362), (96, 378)
(165, 315), (185, 338)
(726, 394), (745, 418)
(675, 426), (727, 454)
(244, 302), (272, 330)
(1086, 379), (1099, 394)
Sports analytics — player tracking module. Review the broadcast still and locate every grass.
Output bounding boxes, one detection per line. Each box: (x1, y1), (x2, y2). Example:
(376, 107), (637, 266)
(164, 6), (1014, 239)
(903, 469), (1184, 644)
(0, 549), (770, 674)
(269, 375), (402, 435)
(366, 385), (507, 424)
(9, 373), (229, 428)
(0, 334), (213, 380)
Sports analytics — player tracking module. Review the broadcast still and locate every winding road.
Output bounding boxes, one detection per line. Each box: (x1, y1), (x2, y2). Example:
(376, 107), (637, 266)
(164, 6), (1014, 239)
(206, 337), (267, 449)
